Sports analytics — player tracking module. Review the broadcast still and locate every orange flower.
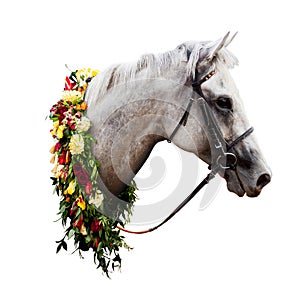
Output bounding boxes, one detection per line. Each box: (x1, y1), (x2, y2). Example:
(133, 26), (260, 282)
(80, 101), (87, 111)
(75, 101), (87, 111)
(65, 151), (70, 163)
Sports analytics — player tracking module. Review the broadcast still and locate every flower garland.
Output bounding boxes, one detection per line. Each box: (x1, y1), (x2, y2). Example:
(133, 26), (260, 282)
(49, 68), (137, 276)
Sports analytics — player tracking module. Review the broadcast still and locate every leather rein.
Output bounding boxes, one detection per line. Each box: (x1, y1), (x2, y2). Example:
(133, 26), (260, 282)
(117, 69), (254, 234)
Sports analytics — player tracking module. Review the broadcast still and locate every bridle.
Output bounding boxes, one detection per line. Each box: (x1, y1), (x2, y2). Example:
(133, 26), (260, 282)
(168, 69), (253, 170)
(117, 68), (254, 234)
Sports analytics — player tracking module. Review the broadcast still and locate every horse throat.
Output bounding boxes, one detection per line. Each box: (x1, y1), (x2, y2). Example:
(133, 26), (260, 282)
(89, 99), (165, 196)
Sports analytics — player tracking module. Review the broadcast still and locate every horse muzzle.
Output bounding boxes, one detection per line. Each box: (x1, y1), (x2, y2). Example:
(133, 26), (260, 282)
(224, 157), (271, 197)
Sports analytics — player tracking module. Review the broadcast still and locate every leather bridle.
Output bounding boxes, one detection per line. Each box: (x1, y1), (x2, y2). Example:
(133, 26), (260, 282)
(117, 69), (254, 234)
(168, 69), (254, 170)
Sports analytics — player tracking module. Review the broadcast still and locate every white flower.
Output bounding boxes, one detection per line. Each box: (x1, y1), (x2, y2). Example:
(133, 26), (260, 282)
(89, 190), (104, 208)
(77, 116), (91, 132)
(69, 134), (84, 155)
(54, 164), (64, 178)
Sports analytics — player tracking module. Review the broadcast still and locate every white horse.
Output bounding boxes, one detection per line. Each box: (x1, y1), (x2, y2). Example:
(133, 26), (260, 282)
(85, 33), (271, 211)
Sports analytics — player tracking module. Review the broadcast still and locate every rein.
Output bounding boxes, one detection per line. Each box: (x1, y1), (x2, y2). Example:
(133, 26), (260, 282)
(117, 70), (253, 234)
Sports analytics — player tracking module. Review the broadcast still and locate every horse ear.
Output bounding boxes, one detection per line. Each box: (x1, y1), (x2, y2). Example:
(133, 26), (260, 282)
(225, 31), (238, 47)
(206, 32), (230, 61)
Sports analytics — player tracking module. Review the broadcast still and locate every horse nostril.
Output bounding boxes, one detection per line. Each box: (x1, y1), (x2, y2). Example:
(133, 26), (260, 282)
(256, 173), (271, 189)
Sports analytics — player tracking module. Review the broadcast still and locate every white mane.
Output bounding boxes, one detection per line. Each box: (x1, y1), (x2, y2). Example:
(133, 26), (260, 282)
(86, 41), (238, 104)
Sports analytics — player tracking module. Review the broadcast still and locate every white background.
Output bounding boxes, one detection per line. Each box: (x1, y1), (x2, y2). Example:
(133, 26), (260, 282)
(1, 0), (300, 301)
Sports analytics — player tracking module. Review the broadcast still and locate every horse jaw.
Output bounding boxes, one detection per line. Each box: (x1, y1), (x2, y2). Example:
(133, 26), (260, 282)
(224, 170), (246, 197)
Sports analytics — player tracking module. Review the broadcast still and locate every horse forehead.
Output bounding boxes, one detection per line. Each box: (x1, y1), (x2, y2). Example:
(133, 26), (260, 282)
(211, 67), (237, 92)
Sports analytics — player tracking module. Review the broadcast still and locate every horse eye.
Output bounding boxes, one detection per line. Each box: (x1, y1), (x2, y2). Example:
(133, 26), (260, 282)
(216, 97), (232, 111)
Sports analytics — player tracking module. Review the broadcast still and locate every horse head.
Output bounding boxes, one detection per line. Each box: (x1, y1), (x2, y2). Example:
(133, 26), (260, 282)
(177, 33), (271, 197)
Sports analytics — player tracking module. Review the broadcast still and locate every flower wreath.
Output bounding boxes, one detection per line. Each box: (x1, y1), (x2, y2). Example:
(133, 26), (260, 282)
(49, 68), (137, 276)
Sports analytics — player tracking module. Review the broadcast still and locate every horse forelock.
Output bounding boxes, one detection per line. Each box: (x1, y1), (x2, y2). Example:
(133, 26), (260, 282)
(85, 41), (238, 105)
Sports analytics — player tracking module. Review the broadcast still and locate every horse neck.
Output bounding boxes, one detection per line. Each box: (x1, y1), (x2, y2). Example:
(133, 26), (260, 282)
(88, 84), (173, 195)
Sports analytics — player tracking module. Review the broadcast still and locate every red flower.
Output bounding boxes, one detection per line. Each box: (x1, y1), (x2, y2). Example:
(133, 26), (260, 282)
(57, 106), (68, 122)
(58, 150), (67, 165)
(91, 220), (102, 233)
(73, 163), (90, 185)
(72, 162), (82, 173)
(85, 181), (93, 195)
(94, 237), (100, 248)
(64, 76), (76, 91)
(54, 142), (61, 152)
(73, 215), (83, 229)
(69, 207), (77, 217)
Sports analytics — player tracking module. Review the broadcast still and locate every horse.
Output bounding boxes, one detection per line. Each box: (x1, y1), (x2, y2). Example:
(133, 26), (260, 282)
(85, 32), (271, 221)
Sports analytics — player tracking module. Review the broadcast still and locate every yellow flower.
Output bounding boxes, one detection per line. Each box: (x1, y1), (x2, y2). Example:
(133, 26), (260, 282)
(62, 90), (82, 102)
(92, 70), (99, 77)
(64, 180), (76, 195)
(51, 120), (59, 136)
(77, 195), (86, 210)
(69, 134), (84, 154)
(76, 68), (99, 87)
(57, 125), (65, 139)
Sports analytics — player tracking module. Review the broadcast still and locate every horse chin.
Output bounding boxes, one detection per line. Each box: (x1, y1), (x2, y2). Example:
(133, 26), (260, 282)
(224, 169), (265, 197)
(224, 170), (245, 197)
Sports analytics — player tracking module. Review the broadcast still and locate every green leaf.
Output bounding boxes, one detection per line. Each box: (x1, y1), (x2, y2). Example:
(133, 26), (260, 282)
(89, 159), (95, 167)
(68, 164), (73, 175)
(59, 204), (66, 214)
(75, 207), (81, 218)
(62, 241), (67, 251)
(56, 243), (62, 254)
(97, 241), (103, 253)
(50, 177), (58, 185)
(113, 254), (121, 264)
(91, 165), (98, 180)
(85, 235), (91, 243)
(68, 229), (75, 239)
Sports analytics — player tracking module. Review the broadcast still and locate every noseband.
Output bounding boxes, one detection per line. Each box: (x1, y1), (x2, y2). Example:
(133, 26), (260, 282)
(117, 69), (254, 234)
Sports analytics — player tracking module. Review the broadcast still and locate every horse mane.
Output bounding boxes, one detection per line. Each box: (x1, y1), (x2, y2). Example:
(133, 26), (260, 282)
(86, 41), (238, 104)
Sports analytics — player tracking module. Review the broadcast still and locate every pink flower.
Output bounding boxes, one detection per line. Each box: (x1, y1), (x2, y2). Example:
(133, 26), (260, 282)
(85, 181), (93, 195)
